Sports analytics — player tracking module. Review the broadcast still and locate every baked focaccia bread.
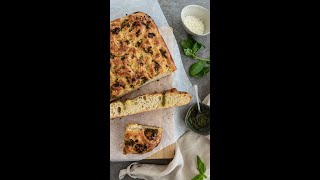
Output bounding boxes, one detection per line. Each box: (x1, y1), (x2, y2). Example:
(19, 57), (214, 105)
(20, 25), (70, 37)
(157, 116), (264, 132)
(123, 124), (163, 155)
(110, 12), (177, 101)
(110, 88), (192, 119)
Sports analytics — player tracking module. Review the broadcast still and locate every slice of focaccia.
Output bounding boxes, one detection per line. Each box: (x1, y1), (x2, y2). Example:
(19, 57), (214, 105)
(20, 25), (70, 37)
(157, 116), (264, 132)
(123, 124), (163, 155)
(110, 12), (176, 101)
(110, 88), (192, 119)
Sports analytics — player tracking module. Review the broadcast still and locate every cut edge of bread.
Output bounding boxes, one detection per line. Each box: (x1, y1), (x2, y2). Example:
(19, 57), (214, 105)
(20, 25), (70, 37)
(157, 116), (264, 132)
(110, 88), (192, 119)
(126, 123), (163, 132)
(110, 72), (173, 102)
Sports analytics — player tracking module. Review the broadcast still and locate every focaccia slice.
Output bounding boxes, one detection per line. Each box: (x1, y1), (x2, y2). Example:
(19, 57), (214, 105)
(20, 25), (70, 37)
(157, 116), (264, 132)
(110, 12), (176, 101)
(110, 88), (192, 119)
(123, 124), (163, 155)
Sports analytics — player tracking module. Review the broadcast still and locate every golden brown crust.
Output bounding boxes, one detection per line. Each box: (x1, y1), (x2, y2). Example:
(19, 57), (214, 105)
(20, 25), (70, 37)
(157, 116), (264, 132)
(110, 12), (176, 101)
(123, 124), (163, 155)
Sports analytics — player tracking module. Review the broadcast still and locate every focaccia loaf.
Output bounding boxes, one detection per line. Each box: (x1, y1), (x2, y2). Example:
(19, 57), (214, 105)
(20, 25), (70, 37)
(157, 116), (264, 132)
(110, 88), (192, 119)
(123, 124), (163, 155)
(110, 12), (176, 101)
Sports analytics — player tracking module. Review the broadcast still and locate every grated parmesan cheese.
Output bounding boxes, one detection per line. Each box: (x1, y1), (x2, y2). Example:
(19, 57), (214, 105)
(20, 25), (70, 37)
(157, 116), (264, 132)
(183, 15), (205, 35)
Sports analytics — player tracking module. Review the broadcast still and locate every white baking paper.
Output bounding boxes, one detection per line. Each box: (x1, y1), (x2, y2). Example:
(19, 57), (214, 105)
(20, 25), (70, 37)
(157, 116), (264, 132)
(110, 0), (196, 161)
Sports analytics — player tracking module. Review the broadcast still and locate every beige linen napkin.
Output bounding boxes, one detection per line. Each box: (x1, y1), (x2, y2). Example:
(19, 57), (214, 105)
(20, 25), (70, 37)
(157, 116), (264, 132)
(119, 94), (211, 180)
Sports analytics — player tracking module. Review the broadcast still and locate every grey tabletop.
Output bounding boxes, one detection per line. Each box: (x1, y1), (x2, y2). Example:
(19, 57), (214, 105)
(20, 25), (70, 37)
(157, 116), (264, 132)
(110, 0), (210, 179)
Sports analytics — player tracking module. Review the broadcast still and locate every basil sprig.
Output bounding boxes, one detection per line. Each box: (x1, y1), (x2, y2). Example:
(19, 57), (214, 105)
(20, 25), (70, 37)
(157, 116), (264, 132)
(181, 36), (210, 78)
(191, 155), (208, 180)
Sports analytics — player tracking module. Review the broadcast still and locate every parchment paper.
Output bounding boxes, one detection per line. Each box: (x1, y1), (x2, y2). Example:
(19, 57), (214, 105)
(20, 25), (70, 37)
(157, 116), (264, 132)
(110, 0), (196, 161)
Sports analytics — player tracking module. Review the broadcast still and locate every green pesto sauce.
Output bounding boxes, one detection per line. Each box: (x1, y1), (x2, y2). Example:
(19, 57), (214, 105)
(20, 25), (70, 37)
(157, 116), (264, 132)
(186, 103), (210, 135)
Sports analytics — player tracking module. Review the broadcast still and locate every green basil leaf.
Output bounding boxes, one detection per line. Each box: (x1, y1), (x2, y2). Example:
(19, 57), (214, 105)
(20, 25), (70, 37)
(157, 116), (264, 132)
(189, 62), (205, 76)
(200, 66), (210, 76)
(181, 38), (196, 49)
(181, 40), (190, 49)
(184, 48), (194, 56)
(192, 42), (203, 54)
(197, 155), (206, 175)
(191, 174), (204, 180)
(193, 66), (210, 78)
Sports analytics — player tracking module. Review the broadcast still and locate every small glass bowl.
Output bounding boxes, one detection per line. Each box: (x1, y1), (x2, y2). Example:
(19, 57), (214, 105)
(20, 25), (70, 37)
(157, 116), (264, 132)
(185, 103), (210, 135)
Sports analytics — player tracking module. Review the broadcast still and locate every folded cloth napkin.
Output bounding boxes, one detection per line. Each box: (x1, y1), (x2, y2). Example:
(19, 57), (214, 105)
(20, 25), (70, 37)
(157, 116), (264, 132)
(119, 94), (211, 180)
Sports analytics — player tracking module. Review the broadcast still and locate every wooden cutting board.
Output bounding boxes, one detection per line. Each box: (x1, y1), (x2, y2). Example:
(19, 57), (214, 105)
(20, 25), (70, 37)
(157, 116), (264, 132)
(147, 143), (175, 159)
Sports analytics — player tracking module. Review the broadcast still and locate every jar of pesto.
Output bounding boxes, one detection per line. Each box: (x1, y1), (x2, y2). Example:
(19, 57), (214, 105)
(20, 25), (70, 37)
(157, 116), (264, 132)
(185, 103), (210, 135)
